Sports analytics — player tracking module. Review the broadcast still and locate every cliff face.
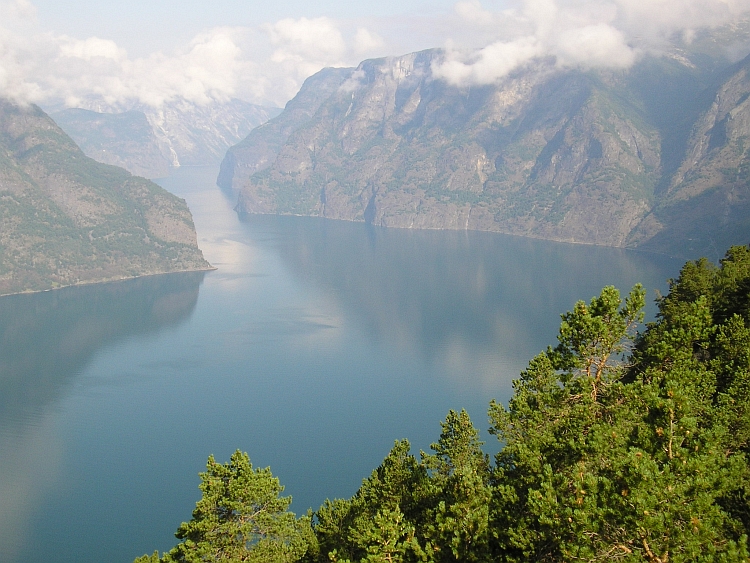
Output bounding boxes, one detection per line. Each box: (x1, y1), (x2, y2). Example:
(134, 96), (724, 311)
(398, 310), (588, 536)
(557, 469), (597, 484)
(233, 52), (662, 247)
(141, 98), (279, 167)
(52, 99), (279, 179)
(226, 47), (750, 258)
(0, 99), (211, 295)
(217, 68), (353, 193)
(630, 56), (750, 257)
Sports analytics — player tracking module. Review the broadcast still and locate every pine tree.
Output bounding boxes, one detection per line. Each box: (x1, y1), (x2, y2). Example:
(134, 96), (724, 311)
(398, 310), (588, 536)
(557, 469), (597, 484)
(489, 285), (644, 561)
(489, 272), (750, 561)
(315, 440), (429, 563)
(421, 409), (491, 562)
(161, 450), (314, 563)
(134, 246), (750, 563)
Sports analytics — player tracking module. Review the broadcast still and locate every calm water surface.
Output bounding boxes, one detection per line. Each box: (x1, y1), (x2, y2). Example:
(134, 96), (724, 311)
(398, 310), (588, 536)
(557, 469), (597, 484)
(0, 166), (682, 563)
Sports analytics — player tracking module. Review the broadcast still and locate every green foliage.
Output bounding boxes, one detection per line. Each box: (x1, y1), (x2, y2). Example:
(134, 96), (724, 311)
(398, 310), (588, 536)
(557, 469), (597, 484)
(148, 450), (314, 563)
(314, 440), (431, 563)
(135, 246), (750, 563)
(488, 286), (647, 561)
(421, 409), (491, 562)
(551, 284), (645, 385)
(343, 504), (422, 563)
(314, 412), (493, 563)
(485, 252), (750, 561)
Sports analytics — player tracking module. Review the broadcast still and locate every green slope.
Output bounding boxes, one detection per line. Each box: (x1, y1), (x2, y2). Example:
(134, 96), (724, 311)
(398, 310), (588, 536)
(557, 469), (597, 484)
(0, 100), (210, 295)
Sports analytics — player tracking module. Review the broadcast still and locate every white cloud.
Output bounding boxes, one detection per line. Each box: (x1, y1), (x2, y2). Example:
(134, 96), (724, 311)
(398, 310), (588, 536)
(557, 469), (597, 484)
(0, 10), (391, 109)
(354, 28), (385, 55)
(269, 17), (346, 57)
(615, 0), (746, 36)
(339, 68), (367, 93)
(59, 36), (126, 61)
(0, 0), (35, 20)
(553, 23), (636, 68)
(432, 36), (543, 84)
(266, 17), (347, 72)
(2, 0), (750, 107)
(431, 0), (750, 86)
(34, 27), (251, 109)
(454, 0), (498, 25)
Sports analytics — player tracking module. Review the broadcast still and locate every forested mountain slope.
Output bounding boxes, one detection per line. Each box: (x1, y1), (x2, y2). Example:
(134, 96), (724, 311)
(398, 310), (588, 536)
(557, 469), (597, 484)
(0, 99), (210, 295)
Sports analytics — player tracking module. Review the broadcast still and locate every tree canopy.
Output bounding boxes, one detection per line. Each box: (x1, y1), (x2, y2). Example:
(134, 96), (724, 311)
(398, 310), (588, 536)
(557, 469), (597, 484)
(136, 450), (313, 563)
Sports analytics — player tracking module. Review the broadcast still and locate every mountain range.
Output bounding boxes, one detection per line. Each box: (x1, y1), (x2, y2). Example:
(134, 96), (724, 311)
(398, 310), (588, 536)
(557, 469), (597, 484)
(52, 98), (280, 179)
(0, 99), (210, 295)
(221, 32), (750, 259)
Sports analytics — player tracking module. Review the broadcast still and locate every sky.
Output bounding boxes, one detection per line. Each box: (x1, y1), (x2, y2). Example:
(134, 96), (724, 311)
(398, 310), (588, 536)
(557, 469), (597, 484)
(2, 0), (750, 110)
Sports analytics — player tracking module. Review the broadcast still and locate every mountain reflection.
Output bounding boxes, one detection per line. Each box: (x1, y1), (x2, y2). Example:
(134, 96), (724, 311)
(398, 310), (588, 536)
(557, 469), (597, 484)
(255, 216), (679, 387)
(0, 272), (204, 558)
(0, 272), (205, 430)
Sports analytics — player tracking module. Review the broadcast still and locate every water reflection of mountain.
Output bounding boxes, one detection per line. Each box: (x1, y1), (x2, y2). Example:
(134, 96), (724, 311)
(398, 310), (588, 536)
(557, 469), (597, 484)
(0, 272), (205, 560)
(0, 272), (205, 430)
(260, 216), (680, 377)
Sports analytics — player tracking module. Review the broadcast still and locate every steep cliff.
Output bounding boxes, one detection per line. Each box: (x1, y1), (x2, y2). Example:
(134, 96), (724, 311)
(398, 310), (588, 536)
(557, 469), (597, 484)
(630, 55), (750, 257)
(226, 46), (750, 258)
(0, 99), (211, 295)
(217, 68), (353, 193)
(51, 108), (171, 179)
(141, 98), (279, 167)
(233, 52), (661, 246)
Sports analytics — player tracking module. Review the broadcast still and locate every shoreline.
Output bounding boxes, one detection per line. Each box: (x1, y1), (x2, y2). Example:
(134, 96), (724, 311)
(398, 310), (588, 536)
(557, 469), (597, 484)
(0, 265), (218, 298)
(235, 210), (686, 261)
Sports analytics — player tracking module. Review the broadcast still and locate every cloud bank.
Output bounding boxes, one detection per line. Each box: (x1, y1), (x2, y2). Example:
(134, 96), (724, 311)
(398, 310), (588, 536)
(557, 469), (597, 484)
(1, 0), (750, 109)
(432, 0), (750, 85)
(0, 4), (386, 109)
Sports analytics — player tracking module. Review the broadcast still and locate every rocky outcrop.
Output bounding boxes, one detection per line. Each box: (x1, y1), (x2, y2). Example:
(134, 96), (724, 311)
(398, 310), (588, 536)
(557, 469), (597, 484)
(0, 99), (211, 295)
(630, 56), (750, 258)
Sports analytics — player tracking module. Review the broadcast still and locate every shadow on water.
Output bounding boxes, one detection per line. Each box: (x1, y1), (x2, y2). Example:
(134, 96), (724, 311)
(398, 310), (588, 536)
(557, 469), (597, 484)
(0, 271), (205, 560)
(0, 271), (206, 430)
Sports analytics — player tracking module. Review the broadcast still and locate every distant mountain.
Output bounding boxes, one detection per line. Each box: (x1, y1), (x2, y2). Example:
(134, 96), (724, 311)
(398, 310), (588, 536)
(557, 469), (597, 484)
(50, 108), (171, 178)
(52, 98), (280, 179)
(224, 41), (750, 259)
(0, 99), (211, 295)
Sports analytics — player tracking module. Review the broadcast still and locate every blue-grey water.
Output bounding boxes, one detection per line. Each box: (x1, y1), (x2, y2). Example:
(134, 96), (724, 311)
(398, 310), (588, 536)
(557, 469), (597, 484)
(0, 166), (682, 563)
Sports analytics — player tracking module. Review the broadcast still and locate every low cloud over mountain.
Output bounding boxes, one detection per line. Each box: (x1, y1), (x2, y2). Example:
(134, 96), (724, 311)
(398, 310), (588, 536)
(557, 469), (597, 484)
(433, 0), (750, 85)
(2, 0), (750, 110)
